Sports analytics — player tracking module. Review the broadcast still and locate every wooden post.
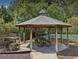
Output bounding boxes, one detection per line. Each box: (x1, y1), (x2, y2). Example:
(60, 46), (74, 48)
(23, 27), (25, 42)
(19, 27), (21, 42)
(61, 27), (63, 43)
(30, 29), (32, 51)
(56, 26), (58, 52)
(67, 27), (69, 46)
(48, 28), (50, 40)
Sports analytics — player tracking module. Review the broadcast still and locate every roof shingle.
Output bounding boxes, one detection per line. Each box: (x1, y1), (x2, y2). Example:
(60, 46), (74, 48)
(16, 15), (71, 27)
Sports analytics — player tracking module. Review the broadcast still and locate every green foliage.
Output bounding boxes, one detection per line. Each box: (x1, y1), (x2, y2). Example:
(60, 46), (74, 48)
(3, 38), (19, 51)
(0, 18), (19, 33)
(0, 6), (13, 23)
(34, 37), (50, 47)
(9, 43), (19, 51)
(0, 18), (5, 33)
(0, 0), (78, 34)
(67, 16), (78, 34)
(3, 13), (13, 23)
(47, 4), (64, 21)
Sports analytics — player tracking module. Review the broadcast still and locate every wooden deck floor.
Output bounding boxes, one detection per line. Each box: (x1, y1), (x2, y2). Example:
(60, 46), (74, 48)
(0, 52), (58, 59)
(0, 53), (31, 59)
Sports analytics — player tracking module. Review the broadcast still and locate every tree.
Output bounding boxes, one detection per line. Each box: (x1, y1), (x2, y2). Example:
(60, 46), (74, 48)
(0, 18), (5, 33)
(0, 5), (13, 23)
(0, 0), (77, 34)
(47, 3), (64, 21)
(67, 16), (78, 34)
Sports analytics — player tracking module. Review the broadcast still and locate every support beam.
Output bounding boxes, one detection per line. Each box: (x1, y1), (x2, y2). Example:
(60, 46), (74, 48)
(23, 27), (26, 42)
(48, 28), (50, 40)
(67, 27), (69, 46)
(61, 27), (63, 43)
(55, 26), (58, 52)
(30, 29), (32, 51)
(19, 27), (21, 43)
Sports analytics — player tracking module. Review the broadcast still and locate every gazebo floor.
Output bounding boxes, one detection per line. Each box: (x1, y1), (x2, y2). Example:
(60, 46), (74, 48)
(32, 44), (68, 53)
(19, 43), (68, 59)
(19, 43), (68, 53)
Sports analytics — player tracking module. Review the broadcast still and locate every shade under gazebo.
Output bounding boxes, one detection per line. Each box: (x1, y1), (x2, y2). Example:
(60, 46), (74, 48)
(16, 10), (71, 52)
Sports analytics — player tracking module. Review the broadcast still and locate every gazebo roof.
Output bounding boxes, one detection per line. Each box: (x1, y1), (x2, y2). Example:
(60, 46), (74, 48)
(16, 15), (71, 28)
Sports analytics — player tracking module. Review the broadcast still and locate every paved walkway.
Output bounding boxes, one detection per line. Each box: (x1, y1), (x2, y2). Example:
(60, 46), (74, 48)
(31, 52), (58, 59)
(19, 43), (30, 51)
(74, 57), (78, 59)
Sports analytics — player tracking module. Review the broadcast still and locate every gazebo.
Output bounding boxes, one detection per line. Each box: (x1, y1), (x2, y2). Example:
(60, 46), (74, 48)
(16, 10), (71, 52)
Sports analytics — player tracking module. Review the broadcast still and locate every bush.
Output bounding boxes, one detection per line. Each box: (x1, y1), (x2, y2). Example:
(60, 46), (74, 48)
(34, 37), (50, 47)
(9, 43), (19, 51)
(3, 38), (19, 51)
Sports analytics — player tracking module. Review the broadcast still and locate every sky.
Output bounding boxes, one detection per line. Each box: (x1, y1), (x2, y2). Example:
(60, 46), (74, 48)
(0, 0), (12, 6)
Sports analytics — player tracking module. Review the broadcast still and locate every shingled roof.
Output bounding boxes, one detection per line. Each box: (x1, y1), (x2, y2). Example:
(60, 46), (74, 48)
(16, 15), (71, 28)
